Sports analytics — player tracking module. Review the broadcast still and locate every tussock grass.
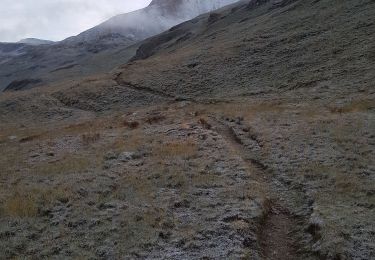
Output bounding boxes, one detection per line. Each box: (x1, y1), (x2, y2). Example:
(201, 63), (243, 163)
(1, 186), (73, 218)
(2, 192), (38, 218)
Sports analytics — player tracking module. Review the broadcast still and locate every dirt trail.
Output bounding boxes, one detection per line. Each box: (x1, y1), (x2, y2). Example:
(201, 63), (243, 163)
(105, 73), (308, 258)
(259, 202), (300, 260)
(209, 117), (303, 259)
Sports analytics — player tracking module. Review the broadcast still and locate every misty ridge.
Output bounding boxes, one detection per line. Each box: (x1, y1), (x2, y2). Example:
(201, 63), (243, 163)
(64, 0), (239, 43)
(0, 0), (240, 92)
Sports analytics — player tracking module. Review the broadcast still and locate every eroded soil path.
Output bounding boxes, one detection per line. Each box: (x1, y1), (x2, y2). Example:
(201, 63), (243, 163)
(109, 71), (310, 258)
(209, 117), (303, 260)
(259, 203), (300, 260)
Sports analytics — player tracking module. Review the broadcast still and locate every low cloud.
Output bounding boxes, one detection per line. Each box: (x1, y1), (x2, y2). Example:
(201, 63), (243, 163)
(0, 0), (152, 42)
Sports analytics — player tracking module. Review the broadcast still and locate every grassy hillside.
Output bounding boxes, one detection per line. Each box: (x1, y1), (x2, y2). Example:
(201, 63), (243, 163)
(119, 0), (374, 101)
(0, 0), (374, 259)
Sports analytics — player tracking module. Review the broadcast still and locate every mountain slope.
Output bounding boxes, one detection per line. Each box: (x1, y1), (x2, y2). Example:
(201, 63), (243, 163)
(118, 0), (374, 100)
(0, 0), (239, 92)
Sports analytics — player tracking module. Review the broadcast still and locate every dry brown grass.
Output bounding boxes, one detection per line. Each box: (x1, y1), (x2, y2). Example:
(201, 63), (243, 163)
(19, 134), (43, 143)
(64, 115), (123, 134)
(153, 139), (197, 160)
(123, 120), (140, 129)
(1, 186), (73, 218)
(111, 129), (146, 152)
(197, 117), (212, 129)
(117, 206), (174, 253)
(118, 173), (157, 203)
(145, 115), (166, 125)
(2, 192), (38, 218)
(193, 101), (338, 124)
(333, 171), (362, 194)
(191, 172), (220, 187)
(81, 132), (101, 145)
(194, 101), (288, 122)
(38, 186), (74, 205)
(301, 163), (363, 195)
(1, 120), (99, 147)
(0, 144), (28, 177)
(64, 121), (95, 133)
(331, 118), (365, 146)
(32, 155), (91, 175)
(0, 125), (46, 144)
(329, 99), (375, 114)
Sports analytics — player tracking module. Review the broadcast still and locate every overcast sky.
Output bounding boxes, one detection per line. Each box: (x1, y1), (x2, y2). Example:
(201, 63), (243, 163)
(0, 0), (152, 42)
